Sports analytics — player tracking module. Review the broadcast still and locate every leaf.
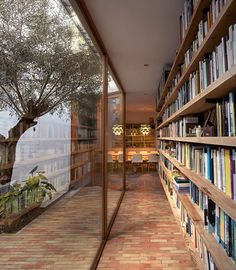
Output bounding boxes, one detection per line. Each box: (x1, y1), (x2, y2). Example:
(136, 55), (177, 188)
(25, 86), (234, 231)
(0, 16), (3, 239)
(29, 166), (38, 175)
(38, 173), (48, 180)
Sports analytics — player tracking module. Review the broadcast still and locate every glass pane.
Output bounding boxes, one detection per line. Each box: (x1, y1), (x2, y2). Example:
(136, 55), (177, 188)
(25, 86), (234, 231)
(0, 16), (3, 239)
(0, 0), (103, 269)
(107, 72), (124, 224)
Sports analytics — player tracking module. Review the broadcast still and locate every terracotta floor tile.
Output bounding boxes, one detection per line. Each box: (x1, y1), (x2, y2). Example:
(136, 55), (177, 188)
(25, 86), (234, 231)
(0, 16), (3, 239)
(97, 172), (196, 270)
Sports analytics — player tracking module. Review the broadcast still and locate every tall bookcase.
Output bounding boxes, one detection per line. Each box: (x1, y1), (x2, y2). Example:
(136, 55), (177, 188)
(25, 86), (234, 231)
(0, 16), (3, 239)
(70, 98), (101, 188)
(156, 1), (236, 270)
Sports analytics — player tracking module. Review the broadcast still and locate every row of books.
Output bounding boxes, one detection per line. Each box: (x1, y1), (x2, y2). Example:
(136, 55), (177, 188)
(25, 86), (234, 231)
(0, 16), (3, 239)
(199, 25), (236, 91)
(160, 167), (218, 269)
(183, 0), (227, 71)
(71, 151), (92, 165)
(216, 92), (236, 136)
(162, 162), (236, 265)
(179, 0), (198, 42)
(160, 154), (174, 172)
(161, 91), (236, 137)
(161, 140), (236, 200)
(162, 23), (236, 123)
(156, 65), (171, 107)
(178, 199), (217, 269)
(71, 162), (92, 181)
(190, 182), (236, 262)
(160, 116), (199, 137)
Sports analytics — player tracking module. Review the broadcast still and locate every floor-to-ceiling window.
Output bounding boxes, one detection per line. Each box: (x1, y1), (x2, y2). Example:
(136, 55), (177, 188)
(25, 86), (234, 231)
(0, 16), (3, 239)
(0, 0), (124, 269)
(107, 72), (125, 223)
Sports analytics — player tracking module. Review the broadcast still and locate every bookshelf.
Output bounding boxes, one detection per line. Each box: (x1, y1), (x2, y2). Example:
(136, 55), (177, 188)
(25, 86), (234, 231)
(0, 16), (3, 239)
(158, 164), (235, 270)
(125, 124), (155, 148)
(158, 137), (236, 147)
(70, 99), (100, 188)
(159, 148), (236, 221)
(156, 0), (236, 269)
(156, 0), (236, 114)
(157, 65), (236, 129)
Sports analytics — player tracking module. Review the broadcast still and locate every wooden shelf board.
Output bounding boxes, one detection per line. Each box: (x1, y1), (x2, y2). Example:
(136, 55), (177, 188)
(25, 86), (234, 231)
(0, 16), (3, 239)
(158, 137), (236, 147)
(159, 173), (207, 270)
(156, 0), (211, 111)
(159, 149), (236, 221)
(157, 65), (236, 129)
(159, 171), (236, 270)
(157, 0), (236, 115)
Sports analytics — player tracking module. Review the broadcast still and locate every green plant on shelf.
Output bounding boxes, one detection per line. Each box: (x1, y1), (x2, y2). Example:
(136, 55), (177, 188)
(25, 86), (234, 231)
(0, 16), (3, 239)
(172, 170), (181, 180)
(0, 166), (56, 224)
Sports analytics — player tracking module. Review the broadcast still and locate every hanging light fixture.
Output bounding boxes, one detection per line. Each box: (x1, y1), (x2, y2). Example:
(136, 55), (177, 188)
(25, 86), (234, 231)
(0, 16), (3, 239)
(112, 124), (123, 135)
(140, 124), (151, 135)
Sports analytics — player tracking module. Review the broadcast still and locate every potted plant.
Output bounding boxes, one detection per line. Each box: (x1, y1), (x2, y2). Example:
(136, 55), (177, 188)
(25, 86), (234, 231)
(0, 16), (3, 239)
(0, 166), (56, 230)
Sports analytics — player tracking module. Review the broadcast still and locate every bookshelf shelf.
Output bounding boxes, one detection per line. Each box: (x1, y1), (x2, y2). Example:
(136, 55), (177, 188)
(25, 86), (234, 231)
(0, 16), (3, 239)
(156, 0), (211, 111)
(157, 65), (236, 129)
(158, 137), (236, 147)
(156, 0), (236, 115)
(158, 169), (206, 270)
(159, 171), (236, 270)
(159, 149), (236, 221)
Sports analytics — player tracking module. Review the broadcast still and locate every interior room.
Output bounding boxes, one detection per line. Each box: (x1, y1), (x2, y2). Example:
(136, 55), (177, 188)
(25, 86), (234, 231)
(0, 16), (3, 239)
(0, 0), (236, 269)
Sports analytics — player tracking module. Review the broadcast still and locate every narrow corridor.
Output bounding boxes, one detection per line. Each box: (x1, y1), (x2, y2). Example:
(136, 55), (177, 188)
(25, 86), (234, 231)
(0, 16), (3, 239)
(97, 173), (196, 270)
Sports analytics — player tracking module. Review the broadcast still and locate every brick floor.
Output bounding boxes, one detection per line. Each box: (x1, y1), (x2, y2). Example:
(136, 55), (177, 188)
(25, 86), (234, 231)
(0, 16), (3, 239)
(97, 172), (196, 270)
(0, 186), (121, 270)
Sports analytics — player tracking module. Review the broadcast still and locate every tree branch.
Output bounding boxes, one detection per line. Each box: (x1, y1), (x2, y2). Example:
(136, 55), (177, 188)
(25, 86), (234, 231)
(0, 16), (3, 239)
(36, 70), (53, 104)
(0, 85), (24, 116)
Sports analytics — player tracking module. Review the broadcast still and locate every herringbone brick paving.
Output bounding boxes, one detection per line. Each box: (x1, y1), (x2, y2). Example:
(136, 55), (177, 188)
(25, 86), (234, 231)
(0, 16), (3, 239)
(97, 172), (196, 270)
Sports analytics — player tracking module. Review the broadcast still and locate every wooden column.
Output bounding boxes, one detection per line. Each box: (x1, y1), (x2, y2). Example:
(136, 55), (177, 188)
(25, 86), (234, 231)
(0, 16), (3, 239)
(102, 55), (108, 240)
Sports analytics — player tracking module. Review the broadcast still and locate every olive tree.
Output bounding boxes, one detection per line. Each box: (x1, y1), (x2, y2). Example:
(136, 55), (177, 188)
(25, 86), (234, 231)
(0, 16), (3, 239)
(0, 0), (102, 183)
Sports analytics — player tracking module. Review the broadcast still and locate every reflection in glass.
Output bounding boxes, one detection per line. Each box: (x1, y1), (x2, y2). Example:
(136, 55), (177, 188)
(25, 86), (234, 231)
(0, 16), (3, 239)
(0, 0), (103, 268)
(107, 73), (124, 223)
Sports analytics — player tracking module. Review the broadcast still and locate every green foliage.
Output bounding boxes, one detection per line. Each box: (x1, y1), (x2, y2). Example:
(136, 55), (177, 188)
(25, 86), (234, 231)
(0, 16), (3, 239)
(172, 170), (181, 180)
(0, 168), (56, 218)
(0, 0), (102, 120)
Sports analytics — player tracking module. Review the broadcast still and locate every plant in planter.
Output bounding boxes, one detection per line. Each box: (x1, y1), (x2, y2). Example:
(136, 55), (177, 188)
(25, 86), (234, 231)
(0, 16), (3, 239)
(0, 166), (56, 227)
(21, 166), (56, 208)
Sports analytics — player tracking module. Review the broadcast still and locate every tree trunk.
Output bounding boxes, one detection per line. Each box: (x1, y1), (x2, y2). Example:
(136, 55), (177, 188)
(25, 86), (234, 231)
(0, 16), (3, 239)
(0, 118), (37, 185)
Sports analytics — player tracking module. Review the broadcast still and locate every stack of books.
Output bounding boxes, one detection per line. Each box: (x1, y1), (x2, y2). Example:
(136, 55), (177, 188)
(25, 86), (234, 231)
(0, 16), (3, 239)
(174, 176), (190, 193)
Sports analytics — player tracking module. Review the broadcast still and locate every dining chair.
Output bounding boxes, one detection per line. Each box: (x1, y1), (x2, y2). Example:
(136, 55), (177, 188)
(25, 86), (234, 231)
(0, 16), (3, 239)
(108, 153), (115, 171)
(131, 153), (143, 173)
(147, 153), (158, 171)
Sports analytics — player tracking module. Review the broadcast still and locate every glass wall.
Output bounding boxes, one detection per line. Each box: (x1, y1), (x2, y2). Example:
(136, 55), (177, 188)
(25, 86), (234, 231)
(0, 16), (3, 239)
(0, 0), (108, 269)
(107, 73), (124, 223)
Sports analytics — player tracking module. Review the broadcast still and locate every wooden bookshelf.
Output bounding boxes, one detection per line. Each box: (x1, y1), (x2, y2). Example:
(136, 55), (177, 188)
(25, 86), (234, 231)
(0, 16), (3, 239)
(156, 1), (236, 268)
(159, 167), (236, 270)
(156, 0), (236, 114)
(156, 0), (212, 111)
(158, 137), (236, 147)
(158, 172), (206, 270)
(157, 64), (236, 129)
(159, 149), (236, 221)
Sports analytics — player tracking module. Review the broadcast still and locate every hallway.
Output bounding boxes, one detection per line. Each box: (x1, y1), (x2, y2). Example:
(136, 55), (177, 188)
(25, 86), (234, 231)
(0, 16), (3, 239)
(97, 173), (196, 270)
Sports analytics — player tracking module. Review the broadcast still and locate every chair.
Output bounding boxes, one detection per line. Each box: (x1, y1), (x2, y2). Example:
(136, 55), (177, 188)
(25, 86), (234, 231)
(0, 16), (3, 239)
(108, 154), (115, 171)
(127, 151), (136, 161)
(117, 153), (124, 171)
(140, 150), (148, 161)
(147, 154), (158, 171)
(117, 154), (123, 163)
(131, 153), (143, 173)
